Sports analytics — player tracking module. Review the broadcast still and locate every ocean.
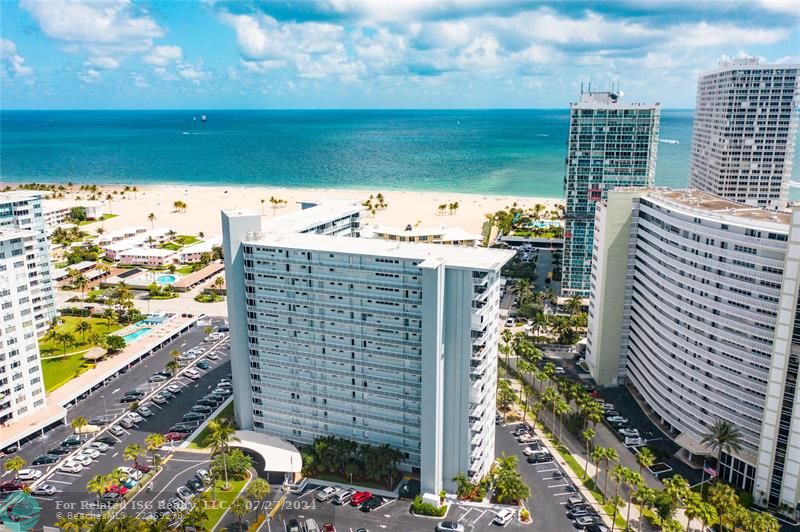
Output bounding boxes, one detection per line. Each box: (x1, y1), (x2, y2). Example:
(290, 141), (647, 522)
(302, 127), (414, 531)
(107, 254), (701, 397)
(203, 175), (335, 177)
(0, 109), (795, 199)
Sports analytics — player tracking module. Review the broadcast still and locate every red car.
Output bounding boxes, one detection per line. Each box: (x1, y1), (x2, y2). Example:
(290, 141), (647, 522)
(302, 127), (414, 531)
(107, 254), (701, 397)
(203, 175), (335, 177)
(105, 484), (129, 496)
(322, 524), (336, 532)
(164, 432), (186, 442)
(134, 463), (152, 474)
(349, 491), (372, 506)
(0, 479), (25, 492)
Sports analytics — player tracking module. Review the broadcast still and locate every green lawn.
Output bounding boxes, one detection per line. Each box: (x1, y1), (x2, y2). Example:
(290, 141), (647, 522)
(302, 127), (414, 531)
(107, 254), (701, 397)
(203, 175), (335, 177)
(176, 235), (200, 245)
(42, 353), (94, 392)
(205, 477), (248, 528)
(78, 214), (117, 226)
(176, 265), (195, 275)
(159, 242), (182, 251)
(39, 316), (122, 356)
(188, 402), (235, 449)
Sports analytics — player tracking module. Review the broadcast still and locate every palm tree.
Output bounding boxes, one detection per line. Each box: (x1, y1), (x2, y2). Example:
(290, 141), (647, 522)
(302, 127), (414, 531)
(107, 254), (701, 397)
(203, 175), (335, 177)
(87, 473), (109, 507)
(123, 443), (145, 468)
(565, 294), (582, 316)
(75, 320), (91, 342)
(247, 478), (271, 517)
(206, 418), (239, 489)
(57, 331), (76, 355)
(608, 494), (625, 532)
(230, 495), (250, 529)
(708, 482), (739, 532)
(623, 469), (644, 528)
(145, 433), (166, 469)
(71, 416), (88, 436)
(170, 348), (180, 362)
(147, 212), (156, 229)
(166, 359), (180, 375)
(102, 307), (117, 328)
(3, 456), (26, 478)
(553, 397), (570, 441)
(636, 447), (655, 477)
(701, 419), (744, 477)
(74, 275), (89, 300)
(634, 485), (656, 532)
(581, 428), (596, 478)
(601, 447), (619, 502)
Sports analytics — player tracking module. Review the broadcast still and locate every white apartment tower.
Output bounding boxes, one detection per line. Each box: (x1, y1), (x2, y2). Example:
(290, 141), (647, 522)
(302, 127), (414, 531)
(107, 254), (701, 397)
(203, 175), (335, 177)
(222, 202), (513, 495)
(689, 58), (800, 209)
(0, 193), (56, 335)
(0, 229), (49, 424)
(587, 188), (800, 510)
(562, 90), (660, 297)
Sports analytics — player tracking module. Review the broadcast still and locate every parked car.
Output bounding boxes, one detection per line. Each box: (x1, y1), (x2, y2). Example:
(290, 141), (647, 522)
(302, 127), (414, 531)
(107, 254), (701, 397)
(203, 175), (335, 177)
(186, 477), (204, 493)
(89, 417), (108, 426)
(185, 369), (201, 380)
(333, 489), (354, 505)
(195, 469), (211, 484)
(176, 486), (195, 502)
(149, 374), (168, 383)
(316, 486), (339, 502)
(59, 461), (83, 474)
(518, 433), (536, 443)
(554, 367), (566, 375)
(574, 515), (602, 528)
(135, 463), (152, 474)
(32, 484), (57, 496)
(152, 394), (168, 405)
(100, 491), (123, 505)
(584, 525), (610, 532)
(191, 405), (213, 414)
(127, 412), (144, 423)
(212, 387), (232, 397)
(567, 506), (596, 519)
(207, 352), (219, 361)
(137, 406), (154, 417)
(166, 384), (182, 394)
(350, 491), (372, 506)
(124, 389), (146, 398)
(61, 436), (82, 447)
(493, 508), (514, 526)
(32, 454), (59, 465)
(322, 524), (336, 532)
(0, 479), (25, 492)
(168, 426), (194, 434)
(618, 428), (639, 438)
(195, 399), (216, 408)
(286, 519), (302, 532)
(71, 454), (92, 466)
(606, 416), (628, 424)
(165, 432), (187, 442)
(105, 484), (129, 496)
(196, 360), (210, 370)
(47, 447), (71, 456)
(109, 424), (126, 436)
(527, 452), (553, 464)
(624, 437), (647, 447)
(565, 495), (585, 509)
(96, 435), (117, 446)
(119, 418), (135, 429)
(88, 441), (110, 452)
(17, 469), (43, 482)
(305, 519), (320, 532)
(118, 466), (142, 480)
(436, 522), (465, 532)
(359, 496), (383, 512)
(522, 444), (542, 456)
(80, 447), (101, 459)
(183, 412), (205, 422)
(119, 395), (139, 403)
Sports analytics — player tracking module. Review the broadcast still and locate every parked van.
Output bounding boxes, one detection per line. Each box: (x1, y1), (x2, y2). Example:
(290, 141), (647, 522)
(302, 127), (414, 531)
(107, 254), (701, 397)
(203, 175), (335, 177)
(185, 369), (201, 380)
(333, 489), (354, 505)
(305, 518), (320, 532)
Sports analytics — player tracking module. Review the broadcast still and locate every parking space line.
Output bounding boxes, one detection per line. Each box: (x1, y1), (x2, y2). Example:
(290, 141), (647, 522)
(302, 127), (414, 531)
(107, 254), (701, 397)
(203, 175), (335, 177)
(457, 507), (473, 521)
(548, 483), (569, 489)
(554, 492), (576, 497)
(471, 509), (487, 524)
(48, 479), (72, 485)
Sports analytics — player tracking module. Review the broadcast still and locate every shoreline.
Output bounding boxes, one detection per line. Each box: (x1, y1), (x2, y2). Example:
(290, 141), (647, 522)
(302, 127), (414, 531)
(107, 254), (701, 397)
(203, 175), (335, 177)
(10, 182), (563, 237)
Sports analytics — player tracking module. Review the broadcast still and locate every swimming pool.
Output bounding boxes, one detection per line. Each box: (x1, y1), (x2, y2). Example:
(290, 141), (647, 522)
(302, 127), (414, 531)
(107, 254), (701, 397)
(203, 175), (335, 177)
(156, 274), (177, 285)
(122, 327), (152, 343)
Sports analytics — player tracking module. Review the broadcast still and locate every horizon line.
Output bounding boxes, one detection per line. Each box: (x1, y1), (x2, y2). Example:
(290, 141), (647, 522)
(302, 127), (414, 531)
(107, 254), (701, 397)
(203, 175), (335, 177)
(0, 107), (696, 112)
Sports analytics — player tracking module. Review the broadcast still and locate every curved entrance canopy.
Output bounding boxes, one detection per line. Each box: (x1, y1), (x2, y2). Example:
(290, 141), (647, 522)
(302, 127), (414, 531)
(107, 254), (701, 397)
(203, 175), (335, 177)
(232, 430), (302, 474)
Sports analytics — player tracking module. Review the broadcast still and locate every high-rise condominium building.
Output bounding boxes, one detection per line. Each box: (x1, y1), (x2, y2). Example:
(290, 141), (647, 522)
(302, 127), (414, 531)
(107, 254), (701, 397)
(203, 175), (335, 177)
(562, 90), (660, 297)
(222, 202), (513, 495)
(0, 193), (56, 335)
(688, 57), (800, 209)
(586, 187), (800, 509)
(0, 229), (49, 424)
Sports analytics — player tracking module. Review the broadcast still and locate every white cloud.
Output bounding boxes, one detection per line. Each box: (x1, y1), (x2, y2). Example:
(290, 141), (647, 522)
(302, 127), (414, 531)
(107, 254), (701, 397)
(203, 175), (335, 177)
(177, 61), (210, 84)
(86, 56), (120, 69)
(670, 22), (789, 47)
(1, 38), (34, 77)
(240, 58), (287, 73)
(143, 45), (183, 66)
(758, 0), (800, 16)
(20, 0), (163, 54)
(79, 68), (101, 83)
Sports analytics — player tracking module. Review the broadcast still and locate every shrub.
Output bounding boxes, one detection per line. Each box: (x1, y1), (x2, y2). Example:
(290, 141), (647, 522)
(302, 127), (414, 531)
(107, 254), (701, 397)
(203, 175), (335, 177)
(411, 496), (447, 517)
(520, 508), (530, 522)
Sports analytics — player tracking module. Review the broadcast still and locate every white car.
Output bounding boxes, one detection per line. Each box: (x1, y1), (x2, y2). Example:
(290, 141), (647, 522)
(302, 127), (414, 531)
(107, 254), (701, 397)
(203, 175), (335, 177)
(493, 508), (514, 526)
(206, 352), (219, 360)
(176, 486), (195, 502)
(167, 384), (182, 394)
(59, 461), (83, 474)
(17, 469), (43, 481)
(118, 466), (142, 480)
(518, 433), (536, 443)
(32, 484), (57, 496)
(152, 394), (167, 405)
(505, 317), (515, 327)
(137, 406), (154, 417)
(522, 445), (543, 456)
(185, 369), (201, 380)
(126, 412), (144, 424)
(88, 441), (110, 452)
(80, 447), (101, 459)
(554, 367), (566, 375)
(72, 454), (93, 466)
(316, 486), (339, 502)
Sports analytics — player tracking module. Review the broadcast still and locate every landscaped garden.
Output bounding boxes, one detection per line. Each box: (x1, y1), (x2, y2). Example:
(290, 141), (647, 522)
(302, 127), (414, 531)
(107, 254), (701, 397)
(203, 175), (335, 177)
(188, 401), (235, 449)
(301, 436), (404, 491)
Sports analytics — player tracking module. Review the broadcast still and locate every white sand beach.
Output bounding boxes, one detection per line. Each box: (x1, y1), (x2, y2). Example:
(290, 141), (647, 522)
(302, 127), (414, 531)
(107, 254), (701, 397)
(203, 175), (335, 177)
(74, 184), (562, 238)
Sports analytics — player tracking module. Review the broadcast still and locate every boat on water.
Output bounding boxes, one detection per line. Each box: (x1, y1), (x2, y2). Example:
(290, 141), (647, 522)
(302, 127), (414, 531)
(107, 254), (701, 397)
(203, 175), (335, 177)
(659, 138), (679, 144)
(201, 114), (207, 122)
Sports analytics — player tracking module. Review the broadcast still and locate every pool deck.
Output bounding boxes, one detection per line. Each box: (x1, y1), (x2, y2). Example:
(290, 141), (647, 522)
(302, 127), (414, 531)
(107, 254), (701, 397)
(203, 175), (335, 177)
(0, 314), (198, 450)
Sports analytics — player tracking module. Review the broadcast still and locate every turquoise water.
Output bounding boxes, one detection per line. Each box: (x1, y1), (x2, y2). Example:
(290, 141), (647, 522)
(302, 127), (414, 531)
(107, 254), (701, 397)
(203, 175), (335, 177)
(156, 274), (177, 285)
(122, 327), (152, 343)
(1, 109), (797, 199)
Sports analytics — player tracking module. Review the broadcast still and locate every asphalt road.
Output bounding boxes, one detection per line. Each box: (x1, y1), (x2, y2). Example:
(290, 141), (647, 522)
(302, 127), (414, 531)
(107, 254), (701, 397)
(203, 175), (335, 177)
(0, 318), (232, 527)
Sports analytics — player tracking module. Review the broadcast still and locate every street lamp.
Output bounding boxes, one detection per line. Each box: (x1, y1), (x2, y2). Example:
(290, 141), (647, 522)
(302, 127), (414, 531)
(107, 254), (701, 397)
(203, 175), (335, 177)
(101, 395), (108, 421)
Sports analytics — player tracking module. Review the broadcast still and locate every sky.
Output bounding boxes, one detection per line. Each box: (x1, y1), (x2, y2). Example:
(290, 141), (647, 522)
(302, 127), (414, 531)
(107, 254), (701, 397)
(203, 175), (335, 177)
(1, 0), (798, 109)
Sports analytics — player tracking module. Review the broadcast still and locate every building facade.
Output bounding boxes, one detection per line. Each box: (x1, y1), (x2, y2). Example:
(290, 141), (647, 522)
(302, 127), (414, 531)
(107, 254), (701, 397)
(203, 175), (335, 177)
(222, 202), (513, 495)
(587, 188), (800, 509)
(688, 58), (800, 209)
(561, 91), (660, 296)
(0, 193), (56, 335)
(0, 229), (49, 424)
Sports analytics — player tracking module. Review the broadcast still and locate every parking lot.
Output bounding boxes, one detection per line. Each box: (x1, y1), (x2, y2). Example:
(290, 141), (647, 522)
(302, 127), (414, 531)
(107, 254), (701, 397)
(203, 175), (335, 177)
(0, 319), (232, 527)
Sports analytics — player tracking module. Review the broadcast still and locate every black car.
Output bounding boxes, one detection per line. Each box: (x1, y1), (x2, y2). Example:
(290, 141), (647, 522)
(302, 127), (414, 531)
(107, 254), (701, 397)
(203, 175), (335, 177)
(186, 478), (204, 493)
(96, 436), (117, 446)
(100, 491), (122, 506)
(47, 447), (71, 456)
(359, 496), (383, 512)
(286, 519), (302, 532)
(195, 399), (216, 408)
(2, 445), (18, 454)
(191, 405), (213, 414)
(154, 370), (173, 378)
(168, 426), (194, 434)
(61, 436), (81, 447)
(202, 395), (223, 405)
(527, 453), (552, 464)
(119, 395), (139, 403)
(158, 390), (175, 400)
(32, 454), (59, 465)
(89, 417), (108, 426)
(182, 412), (205, 422)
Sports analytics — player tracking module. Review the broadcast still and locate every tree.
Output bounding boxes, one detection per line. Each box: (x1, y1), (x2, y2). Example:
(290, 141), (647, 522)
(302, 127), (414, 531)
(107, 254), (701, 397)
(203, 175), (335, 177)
(746, 510), (779, 532)
(246, 478), (271, 517)
(230, 495), (250, 529)
(86, 473), (110, 507)
(566, 295), (582, 316)
(123, 443), (145, 468)
(636, 447), (656, 477)
(170, 348), (180, 362)
(71, 416), (88, 436)
(147, 212), (156, 229)
(4, 456), (26, 478)
(493, 453), (530, 504)
(633, 485), (657, 532)
(207, 418), (240, 489)
(74, 275), (89, 300)
(581, 428), (596, 478)
(701, 419), (744, 474)
(708, 482), (739, 532)
(600, 447), (619, 502)
(685, 497), (717, 532)
(166, 359), (180, 375)
(75, 320), (91, 342)
(102, 307), (117, 327)
(553, 397), (570, 441)
(608, 494), (625, 532)
(105, 335), (126, 353)
(437, 203), (448, 215)
(57, 331), (76, 355)
(145, 433), (166, 469)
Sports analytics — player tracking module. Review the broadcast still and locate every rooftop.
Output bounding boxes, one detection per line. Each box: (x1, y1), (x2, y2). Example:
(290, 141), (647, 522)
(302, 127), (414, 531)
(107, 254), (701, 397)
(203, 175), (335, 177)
(572, 90), (660, 110)
(644, 188), (791, 227)
(259, 199), (362, 234)
(118, 246), (176, 257)
(364, 223), (481, 242)
(248, 231), (515, 271)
